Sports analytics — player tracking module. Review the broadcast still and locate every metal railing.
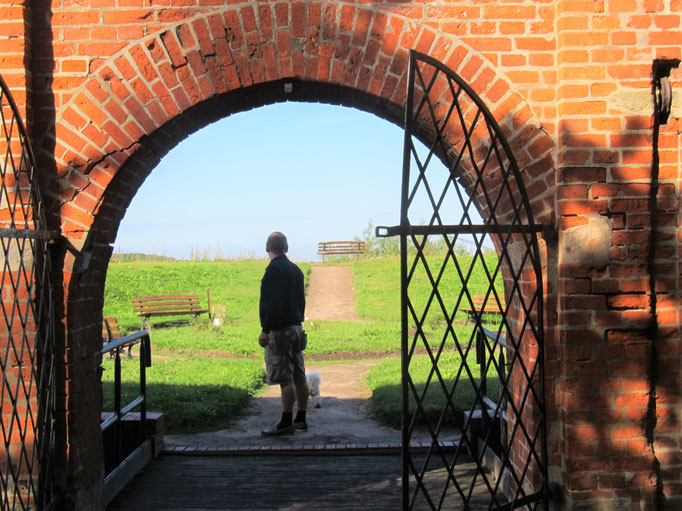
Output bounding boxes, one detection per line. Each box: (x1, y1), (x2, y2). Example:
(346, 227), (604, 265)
(100, 330), (152, 476)
(476, 326), (511, 450)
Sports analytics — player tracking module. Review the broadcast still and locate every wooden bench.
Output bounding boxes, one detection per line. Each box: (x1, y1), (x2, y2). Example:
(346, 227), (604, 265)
(132, 295), (209, 329)
(317, 240), (366, 261)
(460, 294), (506, 324)
(102, 316), (137, 357)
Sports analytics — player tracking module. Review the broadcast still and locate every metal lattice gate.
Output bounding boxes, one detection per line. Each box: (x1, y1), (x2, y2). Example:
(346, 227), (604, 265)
(378, 51), (548, 510)
(0, 75), (58, 510)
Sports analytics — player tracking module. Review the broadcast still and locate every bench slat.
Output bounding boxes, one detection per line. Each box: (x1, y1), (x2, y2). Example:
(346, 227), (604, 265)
(317, 241), (366, 256)
(317, 250), (364, 254)
(132, 295), (200, 302)
(135, 309), (209, 318)
(134, 305), (206, 312)
(318, 241), (366, 245)
(102, 316), (141, 357)
(102, 316), (122, 340)
(131, 294), (209, 328)
(133, 302), (202, 309)
(459, 295), (506, 314)
(459, 295), (506, 325)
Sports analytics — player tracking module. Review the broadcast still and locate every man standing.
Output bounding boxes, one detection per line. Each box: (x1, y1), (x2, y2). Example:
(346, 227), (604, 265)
(258, 232), (309, 436)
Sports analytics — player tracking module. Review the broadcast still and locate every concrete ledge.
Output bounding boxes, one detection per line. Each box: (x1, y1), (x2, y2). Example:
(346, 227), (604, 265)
(101, 439), (153, 507)
(121, 412), (165, 457)
(163, 440), (461, 456)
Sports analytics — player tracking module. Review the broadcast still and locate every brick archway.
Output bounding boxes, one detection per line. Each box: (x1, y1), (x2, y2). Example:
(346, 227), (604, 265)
(43, 6), (555, 243)
(37, 5), (557, 507)
(1, 0), (677, 508)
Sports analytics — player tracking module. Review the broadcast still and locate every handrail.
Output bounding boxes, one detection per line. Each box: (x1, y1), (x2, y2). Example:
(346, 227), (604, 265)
(476, 326), (511, 446)
(480, 326), (511, 351)
(101, 329), (152, 476)
(102, 330), (151, 357)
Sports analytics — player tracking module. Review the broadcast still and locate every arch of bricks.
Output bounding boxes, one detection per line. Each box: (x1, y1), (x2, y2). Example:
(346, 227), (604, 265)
(45, 10), (555, 504)
(1, 0), (680, 509)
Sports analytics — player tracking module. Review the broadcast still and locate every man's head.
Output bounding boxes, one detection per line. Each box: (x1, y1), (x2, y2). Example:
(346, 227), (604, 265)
(266, 232), (288, 257)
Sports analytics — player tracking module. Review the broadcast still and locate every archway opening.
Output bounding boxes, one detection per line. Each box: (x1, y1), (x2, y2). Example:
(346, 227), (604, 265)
(100, 99), (490, 443)
(72, 67), (547, 508)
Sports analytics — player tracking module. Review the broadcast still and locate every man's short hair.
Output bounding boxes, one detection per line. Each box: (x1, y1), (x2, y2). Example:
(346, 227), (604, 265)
(266, 232), (288, 255)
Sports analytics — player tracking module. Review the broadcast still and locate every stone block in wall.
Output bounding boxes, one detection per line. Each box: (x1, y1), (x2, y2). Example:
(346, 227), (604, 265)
(559, 215), (612, 268)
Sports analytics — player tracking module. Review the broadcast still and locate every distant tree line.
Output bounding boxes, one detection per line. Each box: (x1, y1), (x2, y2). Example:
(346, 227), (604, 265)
(110, 252), (177, 263)
(111, 245), (260, 262)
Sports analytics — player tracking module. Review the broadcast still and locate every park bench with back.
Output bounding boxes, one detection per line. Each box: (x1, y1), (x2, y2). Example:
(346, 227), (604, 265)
(131, 294), (209, 329)
(317, 240), (366, 262)
(459, 294), (506, 324)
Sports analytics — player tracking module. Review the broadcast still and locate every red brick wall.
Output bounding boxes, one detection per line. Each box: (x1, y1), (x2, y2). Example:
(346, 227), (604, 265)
(0, 0), (31, 119)
(553, 0), (681, 508)
(0, 1), (678, 508)
(1, 3), (40, 507)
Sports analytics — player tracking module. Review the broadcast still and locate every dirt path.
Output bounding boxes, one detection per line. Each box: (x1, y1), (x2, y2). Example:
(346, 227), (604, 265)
(164, 265), (450, 449)
(164, 361), (457, 449)
(165, 362), (403, 448)
(304, 265), (362, 321)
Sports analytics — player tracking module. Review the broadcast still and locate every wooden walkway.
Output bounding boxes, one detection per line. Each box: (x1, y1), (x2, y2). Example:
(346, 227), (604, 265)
(107, 452), (499, 510)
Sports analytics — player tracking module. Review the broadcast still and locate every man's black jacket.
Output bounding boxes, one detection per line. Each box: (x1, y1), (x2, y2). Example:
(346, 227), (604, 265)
(259, 254), (305, 333)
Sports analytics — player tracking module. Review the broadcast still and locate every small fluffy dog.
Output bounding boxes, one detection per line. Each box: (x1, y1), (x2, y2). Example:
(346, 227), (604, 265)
(307, 372), (322, 408)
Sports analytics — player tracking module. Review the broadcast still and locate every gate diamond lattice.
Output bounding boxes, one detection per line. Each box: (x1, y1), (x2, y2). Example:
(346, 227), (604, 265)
(0, 75), (58, 510)
(379, 51), (548, 510)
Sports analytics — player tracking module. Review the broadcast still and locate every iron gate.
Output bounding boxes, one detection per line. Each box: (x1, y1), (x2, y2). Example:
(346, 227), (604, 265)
(0, 75), (58, 510)
(378, 51), (548, 510)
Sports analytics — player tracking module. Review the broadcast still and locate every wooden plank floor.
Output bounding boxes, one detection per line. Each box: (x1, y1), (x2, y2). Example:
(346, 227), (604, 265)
(107, 453), (502, 510)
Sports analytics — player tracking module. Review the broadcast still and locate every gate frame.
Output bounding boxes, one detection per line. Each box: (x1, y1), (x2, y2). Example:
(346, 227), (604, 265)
(0, 74), (59, 510)
(379, 50), (550, 510)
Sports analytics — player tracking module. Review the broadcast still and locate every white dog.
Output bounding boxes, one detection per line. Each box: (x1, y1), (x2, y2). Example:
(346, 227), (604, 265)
(307, 372), (321, 408)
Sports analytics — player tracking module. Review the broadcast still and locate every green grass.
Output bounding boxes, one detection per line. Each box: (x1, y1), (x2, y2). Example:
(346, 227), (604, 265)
(105, 259), (403, 356)
(101, 356), (265, 434)
(104, 259), (310, 332)
(146, 319), (402, 356)
(353, 254), (504, 322)
(366, 352), (501, 429)
(102, 255), (505, 434)
(353, 257), (399, 319)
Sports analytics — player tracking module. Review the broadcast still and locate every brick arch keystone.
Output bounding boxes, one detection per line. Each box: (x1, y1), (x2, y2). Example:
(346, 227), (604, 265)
(42, 3), (556, 245)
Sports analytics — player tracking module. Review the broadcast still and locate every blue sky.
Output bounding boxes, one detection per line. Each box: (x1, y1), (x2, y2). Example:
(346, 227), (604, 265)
(114, 101), (480, 261)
